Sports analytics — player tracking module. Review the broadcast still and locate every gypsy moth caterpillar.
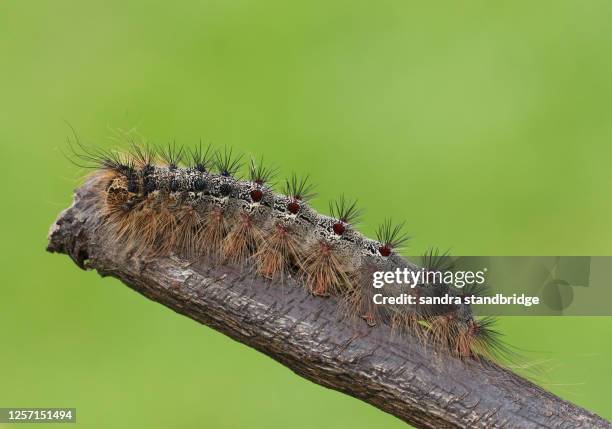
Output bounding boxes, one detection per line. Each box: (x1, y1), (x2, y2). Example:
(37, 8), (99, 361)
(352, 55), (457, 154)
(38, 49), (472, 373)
(65, 137), (513, 363)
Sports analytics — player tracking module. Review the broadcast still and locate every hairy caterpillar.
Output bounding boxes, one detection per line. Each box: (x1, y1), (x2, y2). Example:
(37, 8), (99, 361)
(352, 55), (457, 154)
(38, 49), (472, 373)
(66, 136), (510, 362)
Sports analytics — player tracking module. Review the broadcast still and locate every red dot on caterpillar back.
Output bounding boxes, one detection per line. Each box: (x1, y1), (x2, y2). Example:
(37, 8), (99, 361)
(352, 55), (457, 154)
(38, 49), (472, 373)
(378, 245), (392, 257)
(287, 201), (300, 214)
(332, 222), (345, 235)
(250, 189), (263, 202)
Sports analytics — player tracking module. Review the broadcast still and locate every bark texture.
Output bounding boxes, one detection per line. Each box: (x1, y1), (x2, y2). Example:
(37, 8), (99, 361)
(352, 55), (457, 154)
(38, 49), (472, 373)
(46, 180), (612, 429)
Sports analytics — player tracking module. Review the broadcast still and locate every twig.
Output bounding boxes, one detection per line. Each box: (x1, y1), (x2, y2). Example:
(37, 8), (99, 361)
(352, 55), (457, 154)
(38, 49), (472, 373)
(46, 180), (611, 429)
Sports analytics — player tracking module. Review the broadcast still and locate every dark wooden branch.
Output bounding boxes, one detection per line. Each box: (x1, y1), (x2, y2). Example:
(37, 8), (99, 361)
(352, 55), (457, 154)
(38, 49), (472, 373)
(47, 180), (611, 429)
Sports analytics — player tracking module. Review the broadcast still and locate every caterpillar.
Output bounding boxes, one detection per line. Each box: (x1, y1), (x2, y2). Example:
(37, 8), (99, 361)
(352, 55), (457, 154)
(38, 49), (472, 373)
(66, 135), (511, 362)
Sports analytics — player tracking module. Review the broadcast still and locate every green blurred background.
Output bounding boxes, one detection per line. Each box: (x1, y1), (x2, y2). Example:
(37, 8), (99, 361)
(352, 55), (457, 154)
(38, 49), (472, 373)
(1, 1), (612, 427)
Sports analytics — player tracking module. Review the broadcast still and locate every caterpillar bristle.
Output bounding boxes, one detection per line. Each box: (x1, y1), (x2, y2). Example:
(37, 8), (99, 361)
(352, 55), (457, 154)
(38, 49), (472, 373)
(175, 202), (205, 259)
(159, 142), (185, 170)
(302, 241), (351, 296)
(461, 282), (490, 300)
(128, 141), (157, 169)
(128, 198), (159, 255)
(254, 223), (303, 281)
(329, 195), (362, 236)
(427, 313), (458, 352)
(466, 316), (518, 363)
(66, 134), (128, 173)
(454, 321), (474, 358)
(390, 311), (426, 342)
(200, 206), (230, 260)
(283, 173), (316, 202)
(249, 156), (277, 185)
(189, 141), (214, 172)
(283, 174), (316, 215)
(154, 196), (180, 256)
(343, 289), (378, 327)
(375, 219), (410, 257)
(66, 138), (518, 367)
(223, 213), (264, 266)
(340, 265), (382, 327)
(215, 147), (243, 177)
(421, 247), (454, 272)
